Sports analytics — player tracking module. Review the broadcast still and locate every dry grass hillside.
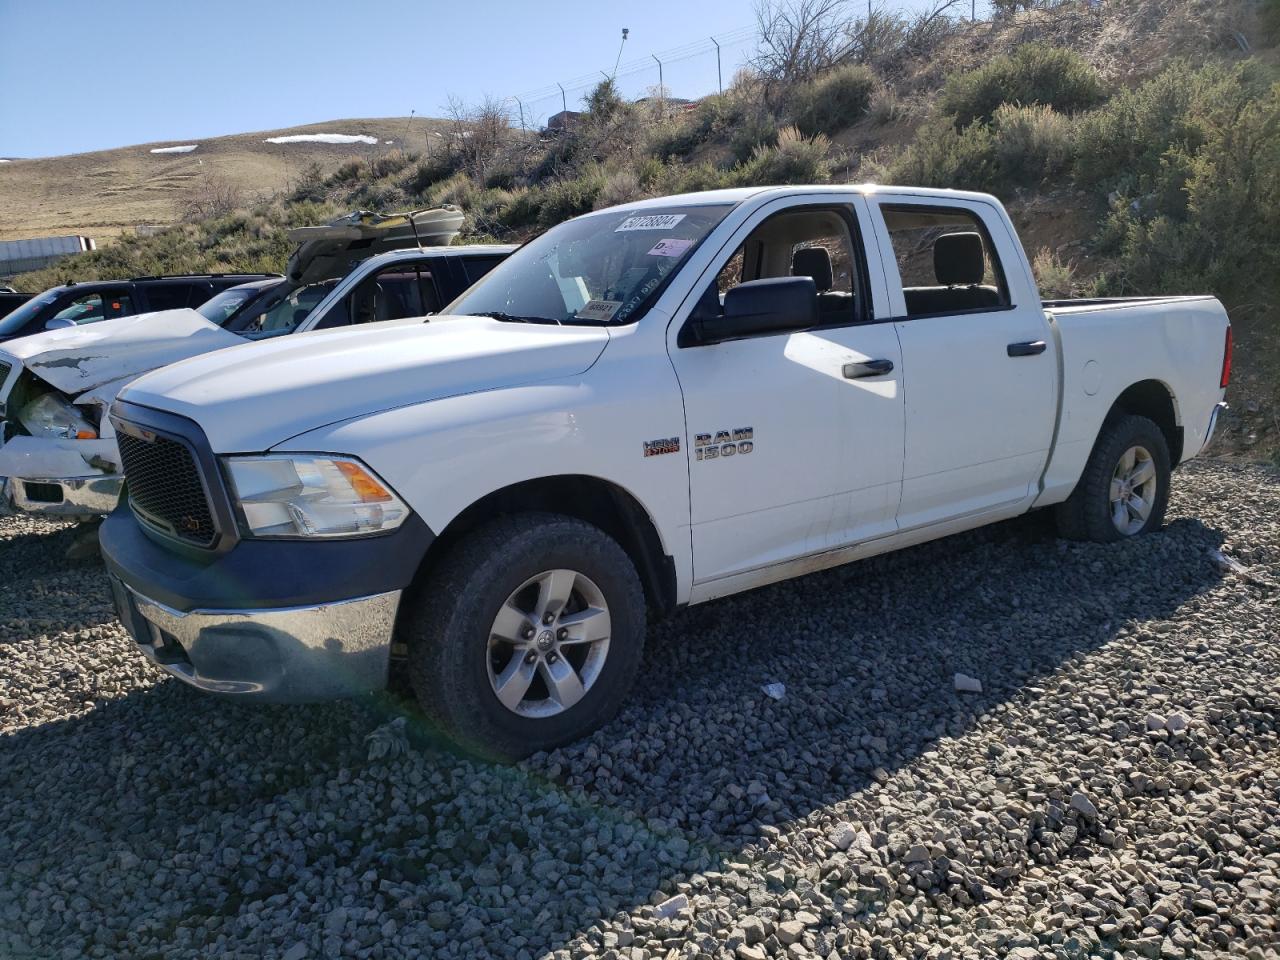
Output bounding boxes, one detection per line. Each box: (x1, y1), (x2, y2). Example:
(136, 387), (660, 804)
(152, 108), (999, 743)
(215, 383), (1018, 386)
(0, 117), (447, 242)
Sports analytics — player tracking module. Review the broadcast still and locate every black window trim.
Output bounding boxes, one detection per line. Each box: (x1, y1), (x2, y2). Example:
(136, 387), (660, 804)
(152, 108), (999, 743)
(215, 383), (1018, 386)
(877, 200), (1014, 322)
(678, 201), (879, 348)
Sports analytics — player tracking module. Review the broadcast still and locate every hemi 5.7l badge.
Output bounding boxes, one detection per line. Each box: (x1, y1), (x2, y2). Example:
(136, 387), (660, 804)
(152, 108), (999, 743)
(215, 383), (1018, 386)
(643, 437), (681, 457)
(695, 428), (753, 461)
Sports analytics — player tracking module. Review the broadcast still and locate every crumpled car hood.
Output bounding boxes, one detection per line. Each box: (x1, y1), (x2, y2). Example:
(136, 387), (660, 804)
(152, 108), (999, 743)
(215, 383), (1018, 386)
(119, 315), (611, 452)
(4, 308), (241, 394)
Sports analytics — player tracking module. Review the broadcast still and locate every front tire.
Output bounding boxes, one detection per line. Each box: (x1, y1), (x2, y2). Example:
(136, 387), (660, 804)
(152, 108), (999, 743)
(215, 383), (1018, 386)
(1055, 413), (1171, 542)
(405, 513), (645, 760)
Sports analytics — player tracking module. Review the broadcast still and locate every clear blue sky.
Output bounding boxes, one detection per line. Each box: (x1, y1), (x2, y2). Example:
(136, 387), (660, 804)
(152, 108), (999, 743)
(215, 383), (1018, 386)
(0, 0), (967, 159)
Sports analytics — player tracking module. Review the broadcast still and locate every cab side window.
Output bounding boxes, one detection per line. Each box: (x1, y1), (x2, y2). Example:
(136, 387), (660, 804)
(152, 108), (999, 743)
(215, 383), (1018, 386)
(318, 264), (438, 329)
(881, 205), (1010, 318)
(50, 290), (134, 325)
(695, 207), (864, 332)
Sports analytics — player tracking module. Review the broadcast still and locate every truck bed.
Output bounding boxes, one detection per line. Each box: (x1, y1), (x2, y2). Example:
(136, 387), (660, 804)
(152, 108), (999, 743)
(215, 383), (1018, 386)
(1042, 294), (1218, 313)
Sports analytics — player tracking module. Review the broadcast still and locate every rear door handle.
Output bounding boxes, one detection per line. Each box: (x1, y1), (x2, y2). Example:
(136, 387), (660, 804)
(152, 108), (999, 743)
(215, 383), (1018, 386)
(1007, 340), (1047, 357)
(843, 358), (895, 379)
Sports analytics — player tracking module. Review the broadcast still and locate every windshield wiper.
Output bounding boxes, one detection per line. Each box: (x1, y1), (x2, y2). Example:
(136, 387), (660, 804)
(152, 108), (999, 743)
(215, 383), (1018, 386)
(471, 310), (561, 326)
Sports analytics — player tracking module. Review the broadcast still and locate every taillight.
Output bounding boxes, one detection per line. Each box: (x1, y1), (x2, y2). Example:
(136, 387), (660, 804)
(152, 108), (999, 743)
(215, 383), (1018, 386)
(1220, 325), (1232, 389)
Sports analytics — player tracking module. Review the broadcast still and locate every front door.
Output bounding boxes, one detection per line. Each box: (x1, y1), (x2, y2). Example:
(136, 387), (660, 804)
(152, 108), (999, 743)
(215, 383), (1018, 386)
(668, 197), (905, 585)
(867, 196), (1056, 530)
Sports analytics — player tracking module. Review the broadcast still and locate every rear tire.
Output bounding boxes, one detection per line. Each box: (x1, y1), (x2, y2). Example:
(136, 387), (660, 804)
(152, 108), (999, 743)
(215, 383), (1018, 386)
(405, 513), (645, 761)
(1055, 413), (1171, 542)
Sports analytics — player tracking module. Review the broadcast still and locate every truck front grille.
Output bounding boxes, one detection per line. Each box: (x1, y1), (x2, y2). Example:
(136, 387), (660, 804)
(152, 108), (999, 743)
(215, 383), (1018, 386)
(117, 429), (217, 548)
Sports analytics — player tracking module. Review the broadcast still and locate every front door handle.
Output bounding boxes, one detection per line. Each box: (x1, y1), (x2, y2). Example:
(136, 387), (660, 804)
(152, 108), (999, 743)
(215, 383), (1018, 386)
(1007, 340), (1047, 357)
(843, 358), (895, 379)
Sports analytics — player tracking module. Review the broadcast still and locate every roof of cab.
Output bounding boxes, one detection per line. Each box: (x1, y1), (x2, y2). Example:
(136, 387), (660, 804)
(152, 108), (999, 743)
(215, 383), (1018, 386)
(596, 183), (1002, 215)
(349, 244), (519, 271)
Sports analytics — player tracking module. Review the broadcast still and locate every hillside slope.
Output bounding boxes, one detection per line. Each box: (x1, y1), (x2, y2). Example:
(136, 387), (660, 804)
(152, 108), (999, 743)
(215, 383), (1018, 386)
(0, 117), (446, 242)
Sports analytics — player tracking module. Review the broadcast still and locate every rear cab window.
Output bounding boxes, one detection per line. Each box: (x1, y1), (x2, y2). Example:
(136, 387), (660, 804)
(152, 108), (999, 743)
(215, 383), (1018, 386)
(877, 204), (1010, 318)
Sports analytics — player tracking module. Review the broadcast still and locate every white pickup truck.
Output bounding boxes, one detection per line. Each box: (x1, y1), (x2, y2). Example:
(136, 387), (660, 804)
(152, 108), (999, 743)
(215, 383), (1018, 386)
(0, 209), (512, 519)
(100, 185), (1231, 759)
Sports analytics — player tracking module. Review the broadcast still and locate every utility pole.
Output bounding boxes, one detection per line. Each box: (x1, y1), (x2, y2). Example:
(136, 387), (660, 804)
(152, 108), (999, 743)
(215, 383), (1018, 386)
(515, 97), (526, 133)
(557, 82), (567, 114)
(652, 54), (664, 117)
(402, 109), (415, 146)
(613, 27), (629, 79)
(711, 36), (722, 94)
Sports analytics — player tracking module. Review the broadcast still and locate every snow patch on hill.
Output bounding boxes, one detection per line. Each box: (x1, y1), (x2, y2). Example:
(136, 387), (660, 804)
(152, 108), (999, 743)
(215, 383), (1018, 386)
(264, 134), (377, 145)
(150, 145), (199, 154)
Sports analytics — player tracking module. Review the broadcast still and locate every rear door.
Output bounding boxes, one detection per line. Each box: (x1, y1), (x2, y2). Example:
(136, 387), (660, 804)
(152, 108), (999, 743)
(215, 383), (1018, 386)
(866, 195), (1055, 529)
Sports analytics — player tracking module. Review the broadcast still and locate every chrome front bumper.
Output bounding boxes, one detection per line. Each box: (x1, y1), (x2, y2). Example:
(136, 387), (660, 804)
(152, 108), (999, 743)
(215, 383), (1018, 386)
(2, 474), (123, 517)
(110, 579), (402, 701)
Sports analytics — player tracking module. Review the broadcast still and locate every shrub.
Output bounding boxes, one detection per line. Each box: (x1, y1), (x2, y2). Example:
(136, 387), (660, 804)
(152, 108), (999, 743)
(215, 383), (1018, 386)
(368, 149), (414, 180)
(657, 160), (733, 195)
(789, 64), (876, 137)
(890, 118), (994, 190)
(596, 167), (644, 209)
(584, 78), (625, 119)
(403, 154), (460, 197)
(647, 94), (751, 159)
(728, 113), (781, 164)
(939, 43), (1105, 127)
(496, 188), (541, 230)
(1072, 61), (1270, 209)
(536, 166), (607, 227)
(989, 103), (1074, 185)
(734, 126), (832, 186)
(868, 87), (904, 126)
(1031, 248), (1076, 298)
(1091, 83), (1280, 311)
(1263, 0), (1280, 44)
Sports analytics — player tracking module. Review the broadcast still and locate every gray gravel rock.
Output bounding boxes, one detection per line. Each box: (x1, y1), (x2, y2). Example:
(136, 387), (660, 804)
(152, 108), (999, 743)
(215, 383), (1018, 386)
(2, 460), (1279, 959)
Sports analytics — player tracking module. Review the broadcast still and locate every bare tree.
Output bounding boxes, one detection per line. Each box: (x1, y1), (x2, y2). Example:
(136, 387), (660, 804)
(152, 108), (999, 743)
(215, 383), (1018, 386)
(839, 0), (965, 73)
(442, 94), (513, 176)
(180, 170), (244, 222)
(752, 0), (850, 85)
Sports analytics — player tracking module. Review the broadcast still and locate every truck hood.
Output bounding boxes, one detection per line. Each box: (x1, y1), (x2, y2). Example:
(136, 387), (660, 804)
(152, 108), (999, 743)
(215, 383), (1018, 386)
(4, 308), (241, 395)
(119, 316), (611, 451)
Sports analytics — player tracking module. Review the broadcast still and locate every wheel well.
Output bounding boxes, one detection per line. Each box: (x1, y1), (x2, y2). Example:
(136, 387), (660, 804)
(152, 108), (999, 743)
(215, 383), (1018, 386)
(412, 475), (677, 615)
(1109, 380), (1182, 464)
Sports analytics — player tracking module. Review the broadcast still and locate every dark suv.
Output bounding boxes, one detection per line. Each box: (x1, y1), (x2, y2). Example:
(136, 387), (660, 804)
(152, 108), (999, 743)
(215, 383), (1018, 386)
(0, 273), (279, 342)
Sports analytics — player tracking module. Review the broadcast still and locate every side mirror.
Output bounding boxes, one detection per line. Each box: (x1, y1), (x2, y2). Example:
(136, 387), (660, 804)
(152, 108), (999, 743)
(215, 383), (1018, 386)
(684, 277), (817, 346)
(45, 317), (76, 330)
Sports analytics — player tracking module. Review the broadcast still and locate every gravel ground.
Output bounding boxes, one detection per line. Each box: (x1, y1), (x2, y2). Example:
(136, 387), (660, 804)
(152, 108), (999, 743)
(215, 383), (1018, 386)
(2, 459), (1278, 960)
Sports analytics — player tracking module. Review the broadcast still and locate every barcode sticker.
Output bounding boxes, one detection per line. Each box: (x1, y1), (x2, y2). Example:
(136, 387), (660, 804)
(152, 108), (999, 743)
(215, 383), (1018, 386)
(575, 299), (623, 321)
(616, 214), (686, 232)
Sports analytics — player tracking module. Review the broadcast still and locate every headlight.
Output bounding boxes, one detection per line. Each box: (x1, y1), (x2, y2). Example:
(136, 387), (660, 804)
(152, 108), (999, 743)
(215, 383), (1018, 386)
(222, 454), (408, 539)
(18, 393), (98, 439)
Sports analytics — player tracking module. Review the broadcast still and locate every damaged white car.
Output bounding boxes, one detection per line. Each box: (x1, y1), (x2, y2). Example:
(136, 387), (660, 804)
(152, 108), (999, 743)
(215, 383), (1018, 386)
(0, 207), (513, 519)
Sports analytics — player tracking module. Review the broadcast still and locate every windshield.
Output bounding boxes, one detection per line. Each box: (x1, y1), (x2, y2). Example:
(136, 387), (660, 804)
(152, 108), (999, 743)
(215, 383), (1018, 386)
(445, 204), (734, 325)
(197, 283), (273, 325)
(0, 290), (60, 337)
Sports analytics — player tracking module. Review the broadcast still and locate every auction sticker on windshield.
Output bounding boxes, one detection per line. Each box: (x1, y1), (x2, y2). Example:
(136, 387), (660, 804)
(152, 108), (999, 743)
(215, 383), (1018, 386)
(575, 300), (623, 322)
(647, 238), (695, 258)
(616, 214), (686, 232)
